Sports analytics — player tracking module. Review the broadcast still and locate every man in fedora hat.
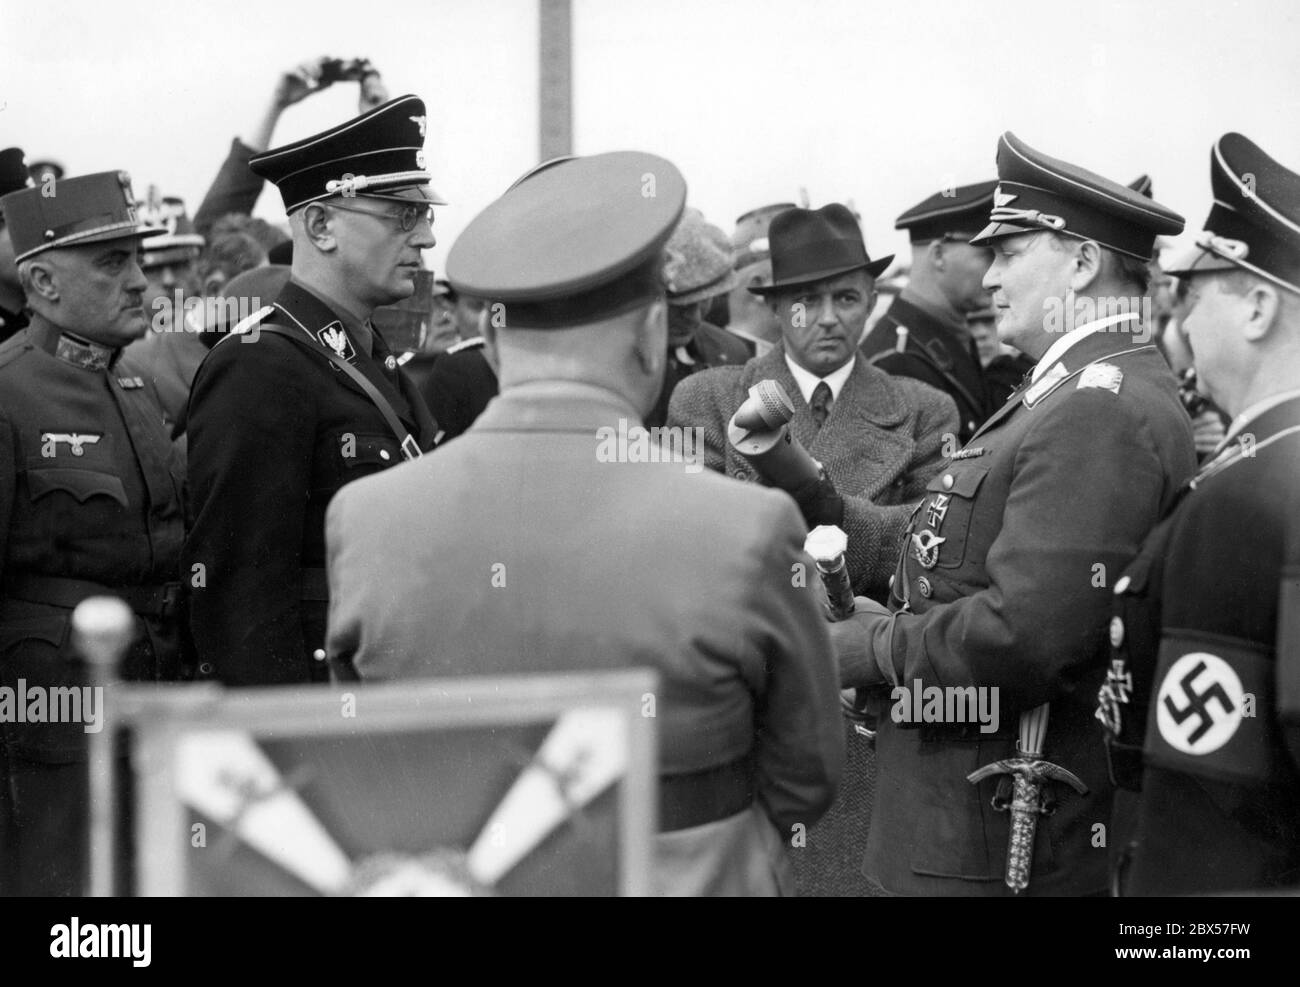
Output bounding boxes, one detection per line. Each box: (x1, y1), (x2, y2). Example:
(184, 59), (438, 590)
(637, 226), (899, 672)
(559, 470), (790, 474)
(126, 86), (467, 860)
(0, 170), (186, 895)
(184, 95), (441, 687)
(669, 202), (957, 594)
(668, 202), (958, 897)
(1100, 133), (1300, 895)
(828, 133), (1195, 896)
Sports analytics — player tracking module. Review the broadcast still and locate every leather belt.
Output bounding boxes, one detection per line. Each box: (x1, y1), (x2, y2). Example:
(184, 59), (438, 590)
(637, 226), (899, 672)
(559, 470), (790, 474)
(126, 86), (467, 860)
(3, 573), (182, 619)
(659, 755), (755, 832)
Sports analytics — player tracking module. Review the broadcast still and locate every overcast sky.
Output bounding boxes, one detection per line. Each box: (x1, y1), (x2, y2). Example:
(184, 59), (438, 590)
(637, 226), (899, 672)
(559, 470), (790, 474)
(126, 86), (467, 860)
(4, 0), (1299, 273)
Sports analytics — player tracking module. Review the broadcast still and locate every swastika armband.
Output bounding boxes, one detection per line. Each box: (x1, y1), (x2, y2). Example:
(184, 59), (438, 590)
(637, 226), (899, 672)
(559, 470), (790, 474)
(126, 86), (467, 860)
(1143, 633), (1274, 786)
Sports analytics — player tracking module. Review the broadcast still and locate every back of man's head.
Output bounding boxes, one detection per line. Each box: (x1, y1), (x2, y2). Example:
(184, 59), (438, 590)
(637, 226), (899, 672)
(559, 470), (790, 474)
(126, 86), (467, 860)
(491, 295), (668, 416)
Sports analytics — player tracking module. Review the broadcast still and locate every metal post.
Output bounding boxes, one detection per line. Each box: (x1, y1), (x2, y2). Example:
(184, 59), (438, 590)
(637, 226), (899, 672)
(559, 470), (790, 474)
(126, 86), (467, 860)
(539, 0), (573, 161)
(74, 596), (135, 897)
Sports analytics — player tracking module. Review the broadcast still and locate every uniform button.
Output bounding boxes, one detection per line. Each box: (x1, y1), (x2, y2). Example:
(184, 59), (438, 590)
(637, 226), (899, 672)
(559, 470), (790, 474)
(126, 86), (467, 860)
(198, 661), (215, 677)
(731, 468), (747, 480)
(1109, 616), (1124, 649)
(917, 576), (932, 598)
(379, 449), (391, 461)
(1114, 575), (1131, 595)
(941, 474), (954, 490)
(384, 355), (397, 371)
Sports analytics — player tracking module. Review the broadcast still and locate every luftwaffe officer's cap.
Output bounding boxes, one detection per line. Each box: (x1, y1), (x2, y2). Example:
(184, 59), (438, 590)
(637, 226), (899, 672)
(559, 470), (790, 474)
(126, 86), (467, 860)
(446, 151), (687, 329)
(895, 180), (998, 243)
(250, 94), (446, 214)
(0, 171), (164, 263)
(1165, 133), (1300, 296)
(971, 132), (1184, 261)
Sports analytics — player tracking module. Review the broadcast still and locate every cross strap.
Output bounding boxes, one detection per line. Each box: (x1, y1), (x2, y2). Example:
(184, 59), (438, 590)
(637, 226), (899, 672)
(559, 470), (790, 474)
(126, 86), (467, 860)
(257, 323), (422, 461)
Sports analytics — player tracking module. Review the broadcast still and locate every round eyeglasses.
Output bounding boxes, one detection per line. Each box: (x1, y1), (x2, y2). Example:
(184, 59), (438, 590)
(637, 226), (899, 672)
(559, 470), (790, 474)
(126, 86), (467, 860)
(330, 198), (435, 233)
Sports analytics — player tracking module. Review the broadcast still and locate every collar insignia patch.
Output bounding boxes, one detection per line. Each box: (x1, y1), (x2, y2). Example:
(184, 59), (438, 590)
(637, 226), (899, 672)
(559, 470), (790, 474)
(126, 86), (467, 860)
(317, 322), (357, 363)
(1024, 361), (1069, 407)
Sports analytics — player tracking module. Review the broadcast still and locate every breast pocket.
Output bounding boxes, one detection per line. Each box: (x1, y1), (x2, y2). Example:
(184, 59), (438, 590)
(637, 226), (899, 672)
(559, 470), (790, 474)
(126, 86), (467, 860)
(21, 462), (132, 549)
(336, 430), (403, 474)
(26, 467), (128, 506)
(921, 463), (989, 571)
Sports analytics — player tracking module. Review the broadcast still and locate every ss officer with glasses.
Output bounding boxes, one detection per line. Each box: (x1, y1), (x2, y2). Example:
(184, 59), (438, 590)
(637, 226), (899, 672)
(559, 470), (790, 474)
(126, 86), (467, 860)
(184, 95), (441, 686)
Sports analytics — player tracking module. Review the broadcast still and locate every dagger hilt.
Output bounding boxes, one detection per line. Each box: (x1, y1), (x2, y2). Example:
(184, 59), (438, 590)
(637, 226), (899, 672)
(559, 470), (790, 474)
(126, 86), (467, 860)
(967, 757), (1089, 893)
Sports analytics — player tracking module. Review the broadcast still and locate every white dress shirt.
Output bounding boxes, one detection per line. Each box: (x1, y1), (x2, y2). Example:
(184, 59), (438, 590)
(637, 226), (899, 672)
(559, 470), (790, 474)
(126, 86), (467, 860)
(784, 354), (856, 404)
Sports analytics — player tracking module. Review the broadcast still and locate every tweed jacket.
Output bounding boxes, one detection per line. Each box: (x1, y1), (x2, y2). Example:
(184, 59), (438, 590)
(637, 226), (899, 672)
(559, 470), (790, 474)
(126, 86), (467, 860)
(667, 342), (958, 595)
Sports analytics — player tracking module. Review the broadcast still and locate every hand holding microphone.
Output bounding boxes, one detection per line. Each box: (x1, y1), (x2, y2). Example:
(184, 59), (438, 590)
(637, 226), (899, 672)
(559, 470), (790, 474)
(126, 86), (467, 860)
(728, 380), (844, 527)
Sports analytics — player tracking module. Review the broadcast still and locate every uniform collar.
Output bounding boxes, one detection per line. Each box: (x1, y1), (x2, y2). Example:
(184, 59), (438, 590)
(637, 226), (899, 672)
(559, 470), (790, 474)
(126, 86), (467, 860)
(1031, 312), (1139, 382)
(26, 317), (121, 371)
(289, 278), (375, 357)
(56, 333), (119, 371)
(784, 352), (856, 403)
(1219, 387), (1300, 450)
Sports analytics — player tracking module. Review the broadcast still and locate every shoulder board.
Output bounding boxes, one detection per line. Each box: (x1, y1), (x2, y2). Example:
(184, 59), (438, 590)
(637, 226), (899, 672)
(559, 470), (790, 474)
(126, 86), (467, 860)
(446, 335), (486, 354)
(1076, 361), (1123, 394)
(212, 305), (276, 349)
(1024, 346), (1154, 408)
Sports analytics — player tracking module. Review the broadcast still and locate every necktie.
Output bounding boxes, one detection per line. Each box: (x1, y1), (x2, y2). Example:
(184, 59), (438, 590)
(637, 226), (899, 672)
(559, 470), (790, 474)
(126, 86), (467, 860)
(811, 380), (833, 429)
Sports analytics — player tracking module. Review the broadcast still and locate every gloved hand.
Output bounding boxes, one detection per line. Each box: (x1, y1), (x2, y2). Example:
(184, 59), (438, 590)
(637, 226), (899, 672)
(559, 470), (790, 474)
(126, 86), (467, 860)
(828, 595), (896, 689)
(790, 470), (844, 529)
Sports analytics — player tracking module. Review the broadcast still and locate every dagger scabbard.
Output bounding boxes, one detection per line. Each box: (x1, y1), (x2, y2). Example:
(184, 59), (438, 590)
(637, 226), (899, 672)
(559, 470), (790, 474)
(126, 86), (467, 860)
(1006, 772), (1039, 893)
(967, 755), (1089, 894)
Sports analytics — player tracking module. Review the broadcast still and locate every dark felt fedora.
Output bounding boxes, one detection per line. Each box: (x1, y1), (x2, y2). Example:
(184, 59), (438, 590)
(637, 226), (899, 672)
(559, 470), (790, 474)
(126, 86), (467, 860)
(750, 203), (892, 295)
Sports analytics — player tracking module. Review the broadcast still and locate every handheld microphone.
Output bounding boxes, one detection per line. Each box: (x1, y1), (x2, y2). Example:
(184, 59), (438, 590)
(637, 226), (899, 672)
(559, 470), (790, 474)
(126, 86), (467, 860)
(727, 379), (823, 491)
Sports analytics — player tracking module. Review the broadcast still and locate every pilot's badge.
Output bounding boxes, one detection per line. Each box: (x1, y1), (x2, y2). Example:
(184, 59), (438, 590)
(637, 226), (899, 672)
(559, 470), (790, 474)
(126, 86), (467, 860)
(911, 529), (946, 570)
